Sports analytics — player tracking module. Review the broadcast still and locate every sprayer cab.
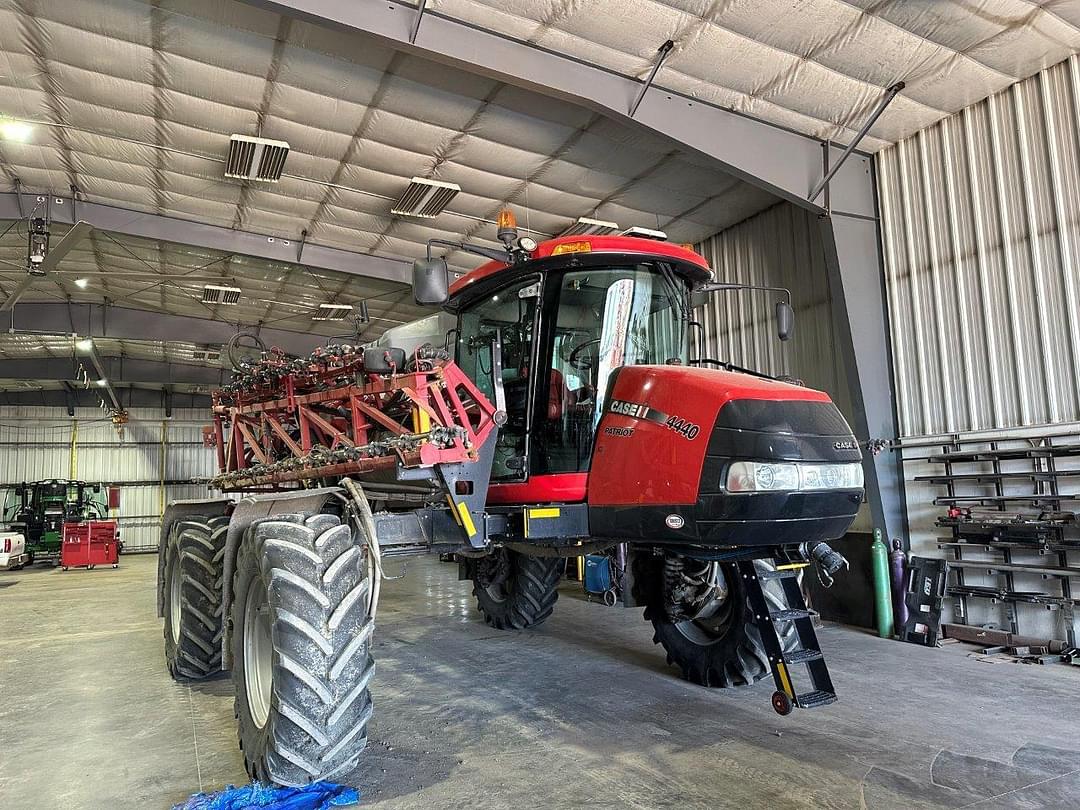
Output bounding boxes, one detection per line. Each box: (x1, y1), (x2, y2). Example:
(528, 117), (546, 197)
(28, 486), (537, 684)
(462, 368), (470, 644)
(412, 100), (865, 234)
(407, 217), (859, 541)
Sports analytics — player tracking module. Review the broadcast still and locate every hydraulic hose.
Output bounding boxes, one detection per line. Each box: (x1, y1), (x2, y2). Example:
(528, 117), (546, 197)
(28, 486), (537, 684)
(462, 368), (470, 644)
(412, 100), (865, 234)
(341, 478), (383, 620)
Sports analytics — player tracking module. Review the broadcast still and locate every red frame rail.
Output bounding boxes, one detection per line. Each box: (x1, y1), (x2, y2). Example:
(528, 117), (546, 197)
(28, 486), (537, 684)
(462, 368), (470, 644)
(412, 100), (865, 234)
(212, 350), (499, 491)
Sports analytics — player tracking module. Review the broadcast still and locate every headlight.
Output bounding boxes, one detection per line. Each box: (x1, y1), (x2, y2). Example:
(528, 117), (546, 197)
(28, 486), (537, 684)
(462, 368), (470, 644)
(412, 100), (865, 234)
(726, 461), (863, 493)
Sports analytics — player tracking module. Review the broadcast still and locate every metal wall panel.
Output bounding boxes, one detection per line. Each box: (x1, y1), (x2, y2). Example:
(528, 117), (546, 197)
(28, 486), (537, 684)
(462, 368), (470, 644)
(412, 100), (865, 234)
(878, 55), (1080, 439)
(693, 202), (854, 419)
(0, 407), (217, 551)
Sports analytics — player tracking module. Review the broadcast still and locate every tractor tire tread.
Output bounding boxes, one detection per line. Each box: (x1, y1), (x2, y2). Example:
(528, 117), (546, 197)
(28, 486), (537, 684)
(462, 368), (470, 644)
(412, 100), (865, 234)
(233, 513), (374, 787)
(473, 552), (563, 631)
(638, 555), (797, 689)
(164, 518), (227, 682)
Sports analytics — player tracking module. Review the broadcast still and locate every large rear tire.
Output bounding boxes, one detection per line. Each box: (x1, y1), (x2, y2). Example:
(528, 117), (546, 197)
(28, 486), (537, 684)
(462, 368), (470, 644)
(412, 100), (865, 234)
(162, 516), (229, 680)
(637, 553), (795, 688)
(231, 513), (375, 786)
(472, 548), (564, 630)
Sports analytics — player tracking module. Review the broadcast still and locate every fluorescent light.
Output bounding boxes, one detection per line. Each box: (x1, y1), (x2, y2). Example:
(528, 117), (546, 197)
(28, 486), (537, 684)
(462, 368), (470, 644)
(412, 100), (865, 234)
(224, 134), (289, 182)
(96, 378), (108, 387)
(312, 303), (353, 321)
(202, 284), (242, 304)
(559, 217), (619, 237)
(74, 278), (89, 288)
(0, 120), (32, 142)
(391, 177), (460, 218)
(75, 338), (94, 352)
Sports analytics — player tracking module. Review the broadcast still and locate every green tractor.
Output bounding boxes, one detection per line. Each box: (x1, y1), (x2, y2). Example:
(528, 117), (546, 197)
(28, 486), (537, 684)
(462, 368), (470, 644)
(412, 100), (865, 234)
(2, 480), (110, 565)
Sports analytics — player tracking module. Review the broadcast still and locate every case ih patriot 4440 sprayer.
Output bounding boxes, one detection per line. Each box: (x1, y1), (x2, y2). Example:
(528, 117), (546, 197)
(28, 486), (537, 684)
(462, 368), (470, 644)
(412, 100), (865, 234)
(157, 212), (864, 786)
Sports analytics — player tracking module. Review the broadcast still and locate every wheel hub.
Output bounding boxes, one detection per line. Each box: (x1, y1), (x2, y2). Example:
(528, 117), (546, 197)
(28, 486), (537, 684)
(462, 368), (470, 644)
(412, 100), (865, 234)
(664, 558), (735, 646)
(168, 555), (182, 645)
(243, 578), (273, 729)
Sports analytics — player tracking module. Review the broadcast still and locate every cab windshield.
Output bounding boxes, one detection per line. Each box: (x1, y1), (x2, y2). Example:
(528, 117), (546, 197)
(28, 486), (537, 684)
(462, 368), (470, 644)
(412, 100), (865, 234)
(536, 264), (688, 474)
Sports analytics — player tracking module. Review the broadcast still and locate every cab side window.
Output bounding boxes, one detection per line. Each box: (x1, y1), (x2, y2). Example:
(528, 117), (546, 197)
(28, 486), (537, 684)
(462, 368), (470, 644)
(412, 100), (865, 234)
(456, 278), (540, 480)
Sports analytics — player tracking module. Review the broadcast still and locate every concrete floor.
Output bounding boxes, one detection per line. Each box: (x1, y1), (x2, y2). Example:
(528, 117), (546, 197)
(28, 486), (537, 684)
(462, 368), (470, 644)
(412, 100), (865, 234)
(1, 555), (1077, 810)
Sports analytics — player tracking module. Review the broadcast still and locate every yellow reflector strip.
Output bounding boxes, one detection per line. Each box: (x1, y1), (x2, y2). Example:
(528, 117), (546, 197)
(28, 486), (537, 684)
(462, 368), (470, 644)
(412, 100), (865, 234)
(776, 662), (794, 698)
(446, 495), (461, 526)
(551, 241), (592, 256)
(776, 562), (809, 571)
(457, 502), (477, 537)
(528, 507), (561, 519)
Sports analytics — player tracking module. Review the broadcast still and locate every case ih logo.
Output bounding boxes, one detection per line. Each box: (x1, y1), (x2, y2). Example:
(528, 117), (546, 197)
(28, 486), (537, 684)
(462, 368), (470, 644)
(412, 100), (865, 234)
(609, 399), (649, 418)
(607, 399), (700, 441)
(834, 440), (858, 450)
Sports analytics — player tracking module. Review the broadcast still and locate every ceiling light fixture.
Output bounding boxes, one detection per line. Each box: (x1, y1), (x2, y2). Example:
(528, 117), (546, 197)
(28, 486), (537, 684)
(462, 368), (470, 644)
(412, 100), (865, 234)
(0, 119), (32, 142)
(75, 338), (94, 352)
(74, 277), (89, 288)
(201, 284), (242, 305)
(559, 217), (620, 237)
(225, 134), (290, 182)
(312, 303), (354, 321)
(96, 378), (108, 387)
(190, 344), (222, 362)
(391, 177), (461, 218)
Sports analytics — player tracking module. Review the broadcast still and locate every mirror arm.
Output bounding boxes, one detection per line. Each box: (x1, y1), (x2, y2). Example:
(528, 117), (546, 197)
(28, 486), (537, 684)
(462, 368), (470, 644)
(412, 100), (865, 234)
(426, 238), (512, 265)
(698, 281), (792, 303)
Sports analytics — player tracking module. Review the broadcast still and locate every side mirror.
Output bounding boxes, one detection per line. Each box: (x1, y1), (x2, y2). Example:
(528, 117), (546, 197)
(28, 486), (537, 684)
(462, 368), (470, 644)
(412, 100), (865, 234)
(412, 257), (449, 306)
(776, 301), (795, 342)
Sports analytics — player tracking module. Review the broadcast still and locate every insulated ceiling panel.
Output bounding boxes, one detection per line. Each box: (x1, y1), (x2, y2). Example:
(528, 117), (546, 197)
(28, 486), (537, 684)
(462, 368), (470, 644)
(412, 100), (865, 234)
(0, 0), (1073, 384)
(430, 0), (1080, 151)
(0, 0), (785, 286)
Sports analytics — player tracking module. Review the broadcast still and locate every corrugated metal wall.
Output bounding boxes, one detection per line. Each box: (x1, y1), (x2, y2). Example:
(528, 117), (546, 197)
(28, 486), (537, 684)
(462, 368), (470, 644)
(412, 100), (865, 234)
(878, 54), (1080, 439)
(693, 201), (854, 420)
(0, 406), (217, 551)
(878, 54), (1080, 640)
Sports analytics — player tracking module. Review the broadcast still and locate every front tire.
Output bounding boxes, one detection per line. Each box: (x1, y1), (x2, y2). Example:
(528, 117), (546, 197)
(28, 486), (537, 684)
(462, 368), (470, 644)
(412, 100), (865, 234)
(162, 516), (229, 680)
(231, 512), (375, 786)
(637, 553), (794, 688)
(472, 549), (564, 630)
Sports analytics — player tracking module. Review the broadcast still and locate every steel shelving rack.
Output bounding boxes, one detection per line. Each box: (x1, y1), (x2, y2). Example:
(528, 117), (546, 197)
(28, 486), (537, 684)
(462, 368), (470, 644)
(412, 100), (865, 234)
(916, 435), (1080, 647)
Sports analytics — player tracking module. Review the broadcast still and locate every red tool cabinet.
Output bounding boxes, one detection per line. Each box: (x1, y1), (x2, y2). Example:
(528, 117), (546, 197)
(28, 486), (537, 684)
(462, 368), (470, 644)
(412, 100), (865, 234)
(61, 520), (120, 570)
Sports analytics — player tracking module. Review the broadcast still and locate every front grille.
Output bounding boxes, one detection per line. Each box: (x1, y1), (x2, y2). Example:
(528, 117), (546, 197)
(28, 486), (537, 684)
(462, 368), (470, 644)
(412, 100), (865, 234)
(706, 399), (860, 464)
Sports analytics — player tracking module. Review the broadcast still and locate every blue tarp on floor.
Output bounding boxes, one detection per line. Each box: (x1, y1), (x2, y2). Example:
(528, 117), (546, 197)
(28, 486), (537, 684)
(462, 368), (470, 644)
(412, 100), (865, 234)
(173, 781), (360, 810)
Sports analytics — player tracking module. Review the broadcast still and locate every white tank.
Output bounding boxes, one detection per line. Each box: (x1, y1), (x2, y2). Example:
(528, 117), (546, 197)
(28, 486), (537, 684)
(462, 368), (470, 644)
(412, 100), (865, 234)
(366, 311), (456, 355)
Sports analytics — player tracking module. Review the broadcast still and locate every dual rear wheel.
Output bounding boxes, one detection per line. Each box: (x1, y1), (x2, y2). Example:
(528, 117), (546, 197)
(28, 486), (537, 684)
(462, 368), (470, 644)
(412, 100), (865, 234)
(162, 511), (375, 787)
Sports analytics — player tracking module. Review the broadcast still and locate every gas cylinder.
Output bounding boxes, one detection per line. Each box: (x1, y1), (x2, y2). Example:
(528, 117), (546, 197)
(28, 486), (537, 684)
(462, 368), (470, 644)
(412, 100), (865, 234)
(889, 539), (909, 630)
(871, 529), (894, 638)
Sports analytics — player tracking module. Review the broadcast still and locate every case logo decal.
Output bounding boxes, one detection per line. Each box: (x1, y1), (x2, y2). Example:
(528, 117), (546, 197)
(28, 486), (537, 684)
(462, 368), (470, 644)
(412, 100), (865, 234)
(607, 399), (700, 440)
(833, 440), (858, 450)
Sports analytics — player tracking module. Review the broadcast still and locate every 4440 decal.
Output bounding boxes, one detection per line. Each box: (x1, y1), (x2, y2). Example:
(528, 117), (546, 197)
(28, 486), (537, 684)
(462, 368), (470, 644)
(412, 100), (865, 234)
(606, 399), (701, 440)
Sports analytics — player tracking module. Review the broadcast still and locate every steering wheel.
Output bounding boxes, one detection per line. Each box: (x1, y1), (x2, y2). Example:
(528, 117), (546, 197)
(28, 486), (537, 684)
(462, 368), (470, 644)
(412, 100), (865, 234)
(567, 338), (601, 371)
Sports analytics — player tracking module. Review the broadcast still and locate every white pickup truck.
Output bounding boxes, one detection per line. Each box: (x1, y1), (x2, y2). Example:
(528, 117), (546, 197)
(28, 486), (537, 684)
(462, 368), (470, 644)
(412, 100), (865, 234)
(0, 531), (29, 570)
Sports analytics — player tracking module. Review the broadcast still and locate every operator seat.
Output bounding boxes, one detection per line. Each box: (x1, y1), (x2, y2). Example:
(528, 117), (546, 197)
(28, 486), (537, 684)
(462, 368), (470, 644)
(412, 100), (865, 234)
(548, 368), (577, 422)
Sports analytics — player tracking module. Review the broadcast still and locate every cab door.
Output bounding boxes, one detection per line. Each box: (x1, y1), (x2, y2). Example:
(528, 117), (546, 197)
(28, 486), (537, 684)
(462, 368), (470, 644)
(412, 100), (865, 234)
(455, 276), (542, 482)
